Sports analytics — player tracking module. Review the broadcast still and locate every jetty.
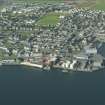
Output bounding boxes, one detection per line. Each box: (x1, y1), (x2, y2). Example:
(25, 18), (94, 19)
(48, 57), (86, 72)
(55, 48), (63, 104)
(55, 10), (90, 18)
(21, 62), (42, 68)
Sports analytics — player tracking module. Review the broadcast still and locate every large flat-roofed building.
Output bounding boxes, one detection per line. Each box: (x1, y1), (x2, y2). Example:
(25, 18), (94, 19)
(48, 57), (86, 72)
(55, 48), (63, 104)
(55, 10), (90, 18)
(84, 46), (97, 55)
(74, 53), (88, 60)
(92, 54), (103, 67)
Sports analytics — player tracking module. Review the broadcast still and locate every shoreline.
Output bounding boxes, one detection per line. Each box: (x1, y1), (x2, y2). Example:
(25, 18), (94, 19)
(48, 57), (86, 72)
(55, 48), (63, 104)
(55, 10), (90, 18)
(20, 62), (43, 68)
(0, 62), (104, 73)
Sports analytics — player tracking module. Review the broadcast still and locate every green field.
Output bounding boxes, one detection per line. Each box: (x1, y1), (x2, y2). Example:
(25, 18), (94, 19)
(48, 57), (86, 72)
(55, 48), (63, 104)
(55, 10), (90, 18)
(37, 12), (67, 26)
(77, 0), (105, 10)
(95, 0), (105, 10)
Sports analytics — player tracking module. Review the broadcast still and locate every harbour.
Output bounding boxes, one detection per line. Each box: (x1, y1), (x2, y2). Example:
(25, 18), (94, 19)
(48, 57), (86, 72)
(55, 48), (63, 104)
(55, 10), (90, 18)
(0, 61), (105, 72)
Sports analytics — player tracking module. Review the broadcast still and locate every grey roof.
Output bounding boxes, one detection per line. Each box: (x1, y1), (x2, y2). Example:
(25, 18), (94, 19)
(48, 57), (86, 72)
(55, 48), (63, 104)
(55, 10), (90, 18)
(98, 43), (105, 58)
(92, 54), (104, 62)
(74, 52), (88, 60)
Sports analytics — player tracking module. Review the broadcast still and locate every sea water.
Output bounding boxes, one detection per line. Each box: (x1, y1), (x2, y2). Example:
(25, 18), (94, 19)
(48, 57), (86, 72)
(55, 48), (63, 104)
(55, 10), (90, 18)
(0, 65), (105, 105)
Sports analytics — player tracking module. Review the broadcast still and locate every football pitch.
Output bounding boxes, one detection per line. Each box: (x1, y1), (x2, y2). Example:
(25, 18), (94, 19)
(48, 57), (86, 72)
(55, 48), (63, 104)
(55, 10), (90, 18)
(37, 12), (68, 26)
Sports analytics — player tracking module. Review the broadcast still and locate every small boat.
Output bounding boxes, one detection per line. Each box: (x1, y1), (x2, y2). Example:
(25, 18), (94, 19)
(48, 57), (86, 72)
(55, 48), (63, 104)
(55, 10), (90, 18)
(43, 66), (51, 71)
(62, 70), (69, 73)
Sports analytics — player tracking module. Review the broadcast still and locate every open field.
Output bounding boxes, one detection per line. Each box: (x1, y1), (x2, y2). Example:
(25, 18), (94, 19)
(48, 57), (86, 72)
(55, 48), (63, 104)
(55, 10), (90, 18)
(94, 0), (105, 10)
(37, 12), (68, 26)
(76, 0), (105, 10)
(37, 13), (60, 26)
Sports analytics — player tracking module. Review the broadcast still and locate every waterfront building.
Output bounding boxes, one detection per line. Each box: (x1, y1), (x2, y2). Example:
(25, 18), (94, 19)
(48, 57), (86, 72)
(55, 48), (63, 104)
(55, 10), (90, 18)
(84, 47), (97, 55)
(74, 53), (88, 60)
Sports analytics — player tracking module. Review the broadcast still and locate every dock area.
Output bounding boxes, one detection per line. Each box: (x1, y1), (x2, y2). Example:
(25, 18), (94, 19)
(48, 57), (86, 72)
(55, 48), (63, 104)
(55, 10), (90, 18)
(21, 62), (43, 68)
(20, 62), (105, 72)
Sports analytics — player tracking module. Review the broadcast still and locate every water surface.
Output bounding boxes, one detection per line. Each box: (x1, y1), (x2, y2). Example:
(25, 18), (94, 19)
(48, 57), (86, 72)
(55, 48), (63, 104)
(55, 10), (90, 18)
(0, 65), (105, 105)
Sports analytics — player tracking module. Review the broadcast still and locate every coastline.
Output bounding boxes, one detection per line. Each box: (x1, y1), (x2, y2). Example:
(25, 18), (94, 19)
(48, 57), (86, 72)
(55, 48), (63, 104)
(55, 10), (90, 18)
(0, 61), (104, 72)
(20, 62), (43, 68)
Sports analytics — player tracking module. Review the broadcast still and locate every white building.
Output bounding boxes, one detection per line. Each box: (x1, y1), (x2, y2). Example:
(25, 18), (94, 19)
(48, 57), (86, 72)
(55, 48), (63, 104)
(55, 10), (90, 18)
(85, 48), (97, 54)
(84, 46), (97, 54)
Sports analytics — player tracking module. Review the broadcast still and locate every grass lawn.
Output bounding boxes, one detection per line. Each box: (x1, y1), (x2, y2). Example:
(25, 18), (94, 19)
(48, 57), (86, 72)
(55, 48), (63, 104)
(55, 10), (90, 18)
(94, 0), (105, 10)
(37, 12), (67, 26)
(77, 0), (105, 11)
